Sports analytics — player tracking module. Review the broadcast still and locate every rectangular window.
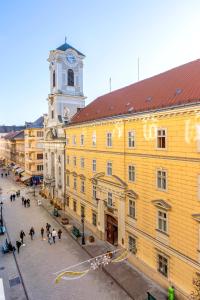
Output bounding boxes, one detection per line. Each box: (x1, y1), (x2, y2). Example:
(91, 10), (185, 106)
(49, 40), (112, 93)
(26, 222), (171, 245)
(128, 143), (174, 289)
(73, 156), (77, 167)
(92, 132), (96, 146)
(80, 134), (84, 146)
(81, 205), (85, 217)
(73, 200), (77, 212)
(157, 254), (168, 277)
(80, 157), (85, 169)
(157, 129), (166, 149)
(66, 175), (70, 187)
(66, 197), (69, 207)
(92, 212), (97, 226)
(51, 110), (54, 119)
(37, 153), (43, 160)
(128, 165), (135, 182)
(66, 155), (70, 164)
(157, 170), (167, 190)
(107, 161), (112, 176)
(198, 175), (200, 200)
(73, 177), (77, 190)
(128, 236), (137, 254)
(128, 131), (135, 148)
(107, 192), (113, 207)
(81, 180), (85, 193)
(107, 132), (112, 147)
(158, 210), (167, 233)
(37, 165), (43, 171)
(37, 131), (44, 137)
(129, 199), (136, 219)
(92, 159), (97, 172)
(93, 185), (97, 199)
(72, 135), (77, 145)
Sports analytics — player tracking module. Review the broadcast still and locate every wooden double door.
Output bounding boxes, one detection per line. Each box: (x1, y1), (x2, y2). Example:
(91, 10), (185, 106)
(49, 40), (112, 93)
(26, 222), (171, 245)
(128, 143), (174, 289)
(106, 215), (118, 246)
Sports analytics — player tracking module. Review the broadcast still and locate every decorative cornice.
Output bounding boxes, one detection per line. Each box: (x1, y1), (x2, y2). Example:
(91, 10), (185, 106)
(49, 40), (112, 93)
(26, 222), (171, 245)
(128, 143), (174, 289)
(152, 199), (171, 210)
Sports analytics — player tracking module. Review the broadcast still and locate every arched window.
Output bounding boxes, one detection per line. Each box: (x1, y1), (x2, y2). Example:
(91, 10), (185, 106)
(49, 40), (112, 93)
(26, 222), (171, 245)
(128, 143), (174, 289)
(68, 69), (74, 86)
(53, 70), (56, 87)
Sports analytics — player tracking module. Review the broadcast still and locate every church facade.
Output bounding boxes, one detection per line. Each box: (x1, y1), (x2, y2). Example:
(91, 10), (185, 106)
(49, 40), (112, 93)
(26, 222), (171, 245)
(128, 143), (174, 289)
(43, 42), (85, 205)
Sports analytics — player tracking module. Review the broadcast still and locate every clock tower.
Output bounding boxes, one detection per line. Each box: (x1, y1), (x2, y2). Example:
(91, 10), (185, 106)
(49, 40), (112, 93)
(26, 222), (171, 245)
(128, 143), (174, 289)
(43, 41), (86, 206)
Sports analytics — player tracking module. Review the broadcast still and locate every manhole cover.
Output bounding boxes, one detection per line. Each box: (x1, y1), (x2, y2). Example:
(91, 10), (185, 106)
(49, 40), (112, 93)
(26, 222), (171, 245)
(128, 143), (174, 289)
(9, 277), (21, 287)
(0, 267), (5, 270)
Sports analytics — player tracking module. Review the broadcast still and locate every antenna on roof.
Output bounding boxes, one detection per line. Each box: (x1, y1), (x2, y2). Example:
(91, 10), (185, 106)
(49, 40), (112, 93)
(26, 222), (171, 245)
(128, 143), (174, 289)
(109, 77), (112, 92)
(137, 57), (140, 81)
(65, 36), (67, 43)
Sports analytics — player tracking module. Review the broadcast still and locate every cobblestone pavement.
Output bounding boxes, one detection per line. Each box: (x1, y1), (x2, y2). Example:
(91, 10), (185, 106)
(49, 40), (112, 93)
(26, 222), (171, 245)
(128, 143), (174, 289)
(0, 175), (132, 300)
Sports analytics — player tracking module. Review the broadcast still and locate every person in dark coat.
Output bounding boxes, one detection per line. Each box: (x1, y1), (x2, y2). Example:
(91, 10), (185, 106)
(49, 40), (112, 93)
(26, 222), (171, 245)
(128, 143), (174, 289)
(16, 240), (22, 253)
(24, 199), (27, 207)
(10, 195), (12, 202)
(20, 230), (26, 244)
(58, 229), (62, 240)
(21, 197), (24, 205)
(29, 227), (35, 240)
(41, 227), (44, 239)
(13, 194), (15, 201)
(27, 199), (30, 207)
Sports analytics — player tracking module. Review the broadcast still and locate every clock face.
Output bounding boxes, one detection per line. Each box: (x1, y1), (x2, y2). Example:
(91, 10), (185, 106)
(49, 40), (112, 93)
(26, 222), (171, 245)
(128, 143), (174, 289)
(66, 53), (76, 64)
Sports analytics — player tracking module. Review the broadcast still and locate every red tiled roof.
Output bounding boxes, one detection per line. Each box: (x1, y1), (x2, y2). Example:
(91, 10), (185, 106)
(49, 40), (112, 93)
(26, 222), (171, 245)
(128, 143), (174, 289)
(72, 59), (200, 124)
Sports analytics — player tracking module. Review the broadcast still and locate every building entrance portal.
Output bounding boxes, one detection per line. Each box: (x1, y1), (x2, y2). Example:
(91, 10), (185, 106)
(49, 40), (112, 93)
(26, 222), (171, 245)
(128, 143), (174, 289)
(106, 215), (118, 246)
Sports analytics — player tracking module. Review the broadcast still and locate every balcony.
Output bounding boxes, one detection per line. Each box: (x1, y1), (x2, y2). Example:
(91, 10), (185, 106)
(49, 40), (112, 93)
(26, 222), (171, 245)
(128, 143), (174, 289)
(44, 175), (55, 184)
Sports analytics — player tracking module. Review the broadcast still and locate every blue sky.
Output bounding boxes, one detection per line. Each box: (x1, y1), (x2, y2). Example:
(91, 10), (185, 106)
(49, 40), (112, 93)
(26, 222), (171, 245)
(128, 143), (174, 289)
(1, 0), (200, 125)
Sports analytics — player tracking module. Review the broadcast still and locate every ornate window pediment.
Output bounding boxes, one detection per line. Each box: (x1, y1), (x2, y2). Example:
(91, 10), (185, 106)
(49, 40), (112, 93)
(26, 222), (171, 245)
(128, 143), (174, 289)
(72, 171), (77, 177)
(66, 169), (70, 175)
(152, 199), (171, 210)
(79, 174), (86, 180)
(192, 214), (200, 222)
(126, 189), (138, 199)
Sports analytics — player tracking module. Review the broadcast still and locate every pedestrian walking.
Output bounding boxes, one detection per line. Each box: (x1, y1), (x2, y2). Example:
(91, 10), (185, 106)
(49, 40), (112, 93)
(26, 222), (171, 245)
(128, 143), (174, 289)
(58, 229), (62, 240)
(29, 227), (35, 240)
(20, 230), (26, 244)
(41, 227), (44, 239)
(5, 173), (7, 177)
(24, 199), (27, 207)
(13, 194), (15, 201)
(16, 240), (22, 253)
(21, 197), (24, 205)
(46, 223), (51, 233)
(47, 232), (52, 245)
(10, 195), (12, 202)
(1, 173), (3, 177)
(27, 199), (30, 207)
(52, 229), (57, 244)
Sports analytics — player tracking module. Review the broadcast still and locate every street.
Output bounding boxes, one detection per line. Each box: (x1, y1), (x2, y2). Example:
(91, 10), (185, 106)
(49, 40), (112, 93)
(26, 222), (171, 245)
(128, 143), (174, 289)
(0, 174), (131, 300)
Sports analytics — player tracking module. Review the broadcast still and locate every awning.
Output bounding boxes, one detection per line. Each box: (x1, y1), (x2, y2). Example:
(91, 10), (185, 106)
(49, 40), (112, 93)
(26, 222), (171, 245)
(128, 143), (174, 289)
(15, 168), (24, 174)
(21, 175), (32, 182)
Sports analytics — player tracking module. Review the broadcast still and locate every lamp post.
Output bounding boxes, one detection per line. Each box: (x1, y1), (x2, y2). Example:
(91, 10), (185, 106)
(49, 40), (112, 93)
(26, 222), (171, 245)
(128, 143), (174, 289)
(0, 201), (3, 227)
(81, 212), (85, 245)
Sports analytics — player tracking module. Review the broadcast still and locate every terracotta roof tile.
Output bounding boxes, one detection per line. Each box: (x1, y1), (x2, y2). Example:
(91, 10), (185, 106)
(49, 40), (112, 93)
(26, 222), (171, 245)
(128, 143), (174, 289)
(71, 59), (200, 124)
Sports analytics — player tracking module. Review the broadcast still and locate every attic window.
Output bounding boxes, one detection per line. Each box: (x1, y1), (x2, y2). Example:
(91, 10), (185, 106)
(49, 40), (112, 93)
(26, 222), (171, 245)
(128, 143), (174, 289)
(128, 107), (134, 113)
(175, 88), (182, 95)
(146, 96), (152, 102)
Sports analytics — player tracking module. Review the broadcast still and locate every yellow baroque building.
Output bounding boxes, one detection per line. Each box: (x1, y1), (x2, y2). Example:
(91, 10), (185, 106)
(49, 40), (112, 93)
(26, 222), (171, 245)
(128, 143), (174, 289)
(64, 60), (200, 298)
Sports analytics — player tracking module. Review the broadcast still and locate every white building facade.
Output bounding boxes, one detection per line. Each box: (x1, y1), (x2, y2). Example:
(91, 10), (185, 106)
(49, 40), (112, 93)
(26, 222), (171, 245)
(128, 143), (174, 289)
(43, 42), (86, 205)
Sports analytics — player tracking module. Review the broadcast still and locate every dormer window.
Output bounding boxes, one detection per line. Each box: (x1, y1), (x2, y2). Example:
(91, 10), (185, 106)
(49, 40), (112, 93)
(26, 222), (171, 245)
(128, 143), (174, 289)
(68, 69), (74, 86)
(53, 70), (56, 87)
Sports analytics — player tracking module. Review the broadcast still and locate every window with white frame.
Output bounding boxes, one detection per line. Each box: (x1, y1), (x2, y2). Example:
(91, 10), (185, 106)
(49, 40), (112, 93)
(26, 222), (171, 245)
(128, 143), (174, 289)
(129, 199), (136, 219)
(73, 177), (77, 190)
(80, 134), (84, 146)
(81, 180), (85, 193)
(72, 135), (77, 145)
(66, 155), (69, 164)
(81, 205), (85, 217)
(73, 200), (77, 212)
(157, 254), (168, 277)
(198, 175), (200, 200)
(107, 192), (113, 207)
(92, 212), (97, 226)
(128, 165), (135, 182)
(37, 131), (44, 137)
(157, 129), (166, 149)
(73, 156), (77, 167)
(128, 236), (137, 254)
(66, 174), (70, 187)
(128, 131), (135, 148)
(107, 161), (112, 176)
(157, 170), (167, 190)
(107, 132), (112, 147)
(80, 157), (85, 169)
(37, 165), (43, 171)
(92, 132), (96, 146)
(158, 210), (167, 233)
(66, 135), (69, 145)
(92, 159), (97, 172)
(92, 185), (97, 199)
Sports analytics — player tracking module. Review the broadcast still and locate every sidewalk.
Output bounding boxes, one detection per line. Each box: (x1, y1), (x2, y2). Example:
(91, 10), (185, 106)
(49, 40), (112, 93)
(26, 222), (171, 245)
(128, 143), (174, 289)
(40, 196), (167, 300)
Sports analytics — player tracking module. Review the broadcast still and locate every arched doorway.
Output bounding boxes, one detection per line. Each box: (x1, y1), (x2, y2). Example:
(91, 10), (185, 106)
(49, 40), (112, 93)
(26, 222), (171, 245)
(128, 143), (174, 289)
(106, 215), (118, 246)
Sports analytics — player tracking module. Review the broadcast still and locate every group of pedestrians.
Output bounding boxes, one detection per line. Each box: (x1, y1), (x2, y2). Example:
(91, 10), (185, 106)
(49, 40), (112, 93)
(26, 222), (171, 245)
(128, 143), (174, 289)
(10, 190), (21, 202)
(21, 196), (30, 207)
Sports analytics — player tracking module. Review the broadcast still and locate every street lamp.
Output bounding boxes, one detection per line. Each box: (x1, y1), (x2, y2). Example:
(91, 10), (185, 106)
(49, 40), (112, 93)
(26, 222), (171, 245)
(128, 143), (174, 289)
(0, 201), (3, 227)
(81, 212), (85, 245)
